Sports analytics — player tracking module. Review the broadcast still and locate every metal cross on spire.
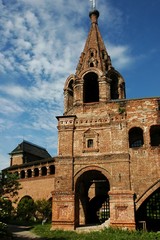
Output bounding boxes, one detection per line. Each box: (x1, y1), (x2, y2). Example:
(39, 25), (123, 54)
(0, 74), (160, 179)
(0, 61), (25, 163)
(90, 0), (96, 11)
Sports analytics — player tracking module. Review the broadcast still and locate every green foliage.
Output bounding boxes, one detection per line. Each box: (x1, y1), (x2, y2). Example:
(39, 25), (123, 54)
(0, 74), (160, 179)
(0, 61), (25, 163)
(16, 198), (52, 223)
(0, 197), (13, 222)
(0, 222), (12, 239)
(32, 224), (160, 240)
(35, 199), (52, 220)
(0, 172), (21, 224)
(0, 172), (21, 199)
(118, 107), (125, 114)
(17, 197), (36, 221)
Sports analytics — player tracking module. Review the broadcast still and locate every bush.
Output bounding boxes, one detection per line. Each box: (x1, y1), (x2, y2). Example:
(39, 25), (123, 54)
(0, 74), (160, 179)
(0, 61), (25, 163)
(35, 199), (52, 221)
(0, 222), (12, 240)
(15, 198), (52, 224)
(0, 197), (13, 223)
(17, 197), (36, 221)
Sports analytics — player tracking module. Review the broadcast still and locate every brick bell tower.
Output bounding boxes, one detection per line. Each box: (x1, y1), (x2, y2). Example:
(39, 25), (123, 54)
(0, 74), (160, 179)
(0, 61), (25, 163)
(52, 6), (135, 230)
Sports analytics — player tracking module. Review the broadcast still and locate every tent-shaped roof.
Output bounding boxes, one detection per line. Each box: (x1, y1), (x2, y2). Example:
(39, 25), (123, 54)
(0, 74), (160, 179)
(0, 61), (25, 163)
(9, 140), (51, 159)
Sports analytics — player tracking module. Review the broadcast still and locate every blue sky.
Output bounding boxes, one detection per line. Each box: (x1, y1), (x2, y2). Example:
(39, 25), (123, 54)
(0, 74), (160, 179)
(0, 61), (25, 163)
(0, 0), (160, 170)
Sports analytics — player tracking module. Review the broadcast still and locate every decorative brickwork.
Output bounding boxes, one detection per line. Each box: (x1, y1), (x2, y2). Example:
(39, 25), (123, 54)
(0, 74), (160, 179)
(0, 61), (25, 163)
(52, 9), (159, 231)
(5, 7), (160, 232)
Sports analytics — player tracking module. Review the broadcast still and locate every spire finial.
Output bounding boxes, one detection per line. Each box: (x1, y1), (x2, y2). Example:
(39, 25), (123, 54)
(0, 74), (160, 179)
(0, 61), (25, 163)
(90, 0), (96, 11)
(89, 0), (99, 22)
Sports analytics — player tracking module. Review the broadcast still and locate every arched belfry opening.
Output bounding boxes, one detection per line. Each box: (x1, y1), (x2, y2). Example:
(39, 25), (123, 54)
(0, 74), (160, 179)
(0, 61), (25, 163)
(64, 78), (74, 113)
(83, 72), (99, 103)
(75, 170), (110, 227)
(109, 72), (126, 100)
(110, 74), (119, 99)
(68, 79), (74, 108)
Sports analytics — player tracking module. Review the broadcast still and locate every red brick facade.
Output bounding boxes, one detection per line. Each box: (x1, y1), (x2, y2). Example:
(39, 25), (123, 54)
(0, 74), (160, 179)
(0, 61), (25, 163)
(51, 10), (160, 231)
(7, 9), (160, 231)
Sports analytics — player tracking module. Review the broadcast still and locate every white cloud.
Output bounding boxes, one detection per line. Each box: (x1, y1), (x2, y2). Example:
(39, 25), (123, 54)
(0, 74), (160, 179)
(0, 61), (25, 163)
(0, 79), (63, 103)
(0, 97), (24, 116)
(107, 43), (133, 69)
(0, 118), (13, 132)
(0, 0), (136, 170)
(0, 0), (131, 79)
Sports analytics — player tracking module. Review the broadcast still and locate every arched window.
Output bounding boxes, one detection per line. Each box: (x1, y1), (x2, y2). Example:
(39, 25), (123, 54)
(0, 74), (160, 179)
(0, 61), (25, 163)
(150, 125), (160, 146)
(41, 166), (47, 176)
(34, 168), (39, 177)
(83, 72), (99, 103)
(87, 139), (93, 148)
(49, 165), (55, 175)
(20, 170), (25, 179)
(27, 169), (32, 178)
(129, 127), (144, 148)
(91, 52), (94, 57)
(83, 129), (99, 152)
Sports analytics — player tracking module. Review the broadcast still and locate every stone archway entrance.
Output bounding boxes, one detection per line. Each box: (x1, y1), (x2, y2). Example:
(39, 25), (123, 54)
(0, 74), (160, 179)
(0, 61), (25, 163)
(136, 188), (160, 231)
(75, 170), (110, 227)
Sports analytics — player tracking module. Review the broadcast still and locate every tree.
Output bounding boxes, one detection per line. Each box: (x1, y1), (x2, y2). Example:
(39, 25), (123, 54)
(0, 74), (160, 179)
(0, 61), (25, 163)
(35, 199), (52, 221)
(0, 197), (13, 222)
(0, 171), (21, 199)
(0, 171), (21, 222)
(17, 197), (36, 221)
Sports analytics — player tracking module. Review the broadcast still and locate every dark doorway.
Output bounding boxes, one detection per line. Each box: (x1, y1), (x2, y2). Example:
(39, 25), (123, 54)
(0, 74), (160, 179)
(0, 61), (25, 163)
(136, 188), (160, 231)
(75, 170), (110, 227)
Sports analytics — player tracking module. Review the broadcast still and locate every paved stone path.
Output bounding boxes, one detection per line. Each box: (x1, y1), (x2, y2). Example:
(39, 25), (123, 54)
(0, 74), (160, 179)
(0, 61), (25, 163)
(9, 225), (45, 240)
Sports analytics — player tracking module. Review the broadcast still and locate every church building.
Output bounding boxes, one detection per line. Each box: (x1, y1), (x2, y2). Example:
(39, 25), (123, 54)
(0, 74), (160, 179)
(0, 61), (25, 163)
(5, 5), (160, 232)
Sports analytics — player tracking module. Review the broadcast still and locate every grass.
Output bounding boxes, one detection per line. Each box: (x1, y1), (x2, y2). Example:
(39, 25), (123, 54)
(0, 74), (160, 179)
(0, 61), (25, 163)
(32, 224), (160, 240)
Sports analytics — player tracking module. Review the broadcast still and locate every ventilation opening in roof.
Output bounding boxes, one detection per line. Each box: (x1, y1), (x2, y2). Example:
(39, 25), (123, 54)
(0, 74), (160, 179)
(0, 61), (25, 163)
(83, 72), (99, 103)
